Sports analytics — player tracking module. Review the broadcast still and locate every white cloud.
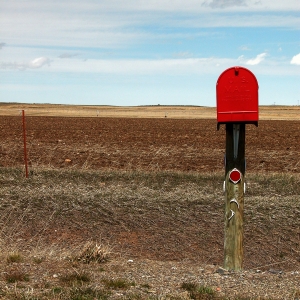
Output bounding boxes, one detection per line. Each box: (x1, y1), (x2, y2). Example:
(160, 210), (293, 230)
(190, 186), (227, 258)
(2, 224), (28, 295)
(238, 55), (245, 61)
(290, 53), (300, 65)
(246, 53), (267, 65)
(0, 57), (50, 70)
(28, 57), (51, 68)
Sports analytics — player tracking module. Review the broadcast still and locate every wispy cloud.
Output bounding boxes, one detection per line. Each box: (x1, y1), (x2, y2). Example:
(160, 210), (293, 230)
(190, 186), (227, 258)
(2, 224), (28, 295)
(77, 0), (300, 12)
(0, 57), (51, 70)
(58, 53), (79, 59)
(173, 51), (195, 58)
(239, 45), (251, 51)
(202, 0), (247, 9)
(47, 57), (236, 75)
(1, 1), (299, 51)
(1, 54), (295, 76)
(246, 53), (267, 65)
(0, 42), (6, 49)
(290, 53), (300, 65)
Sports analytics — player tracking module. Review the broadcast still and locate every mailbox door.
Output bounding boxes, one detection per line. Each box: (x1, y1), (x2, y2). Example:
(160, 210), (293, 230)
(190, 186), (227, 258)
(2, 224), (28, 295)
(217, 67), (258, 123)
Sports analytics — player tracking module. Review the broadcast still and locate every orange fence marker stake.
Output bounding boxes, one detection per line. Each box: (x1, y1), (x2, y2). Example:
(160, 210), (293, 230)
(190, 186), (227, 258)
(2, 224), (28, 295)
(22, 110), (29, 178)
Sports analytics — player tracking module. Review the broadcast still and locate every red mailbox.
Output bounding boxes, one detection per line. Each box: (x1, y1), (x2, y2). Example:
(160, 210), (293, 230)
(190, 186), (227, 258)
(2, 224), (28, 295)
(217, 66), (258, 127)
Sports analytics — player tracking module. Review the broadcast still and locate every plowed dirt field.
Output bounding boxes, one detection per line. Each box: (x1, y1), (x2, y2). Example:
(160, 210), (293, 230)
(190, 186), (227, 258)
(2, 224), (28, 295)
(0, 116), (299, 173)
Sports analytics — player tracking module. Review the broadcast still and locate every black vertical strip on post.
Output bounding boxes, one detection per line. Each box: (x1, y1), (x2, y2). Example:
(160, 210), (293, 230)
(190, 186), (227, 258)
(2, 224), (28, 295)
(225, 123), (246, 176)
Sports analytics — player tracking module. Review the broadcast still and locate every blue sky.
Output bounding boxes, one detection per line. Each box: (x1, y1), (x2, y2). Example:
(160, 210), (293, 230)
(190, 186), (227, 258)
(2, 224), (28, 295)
(1, 0), (299, 107)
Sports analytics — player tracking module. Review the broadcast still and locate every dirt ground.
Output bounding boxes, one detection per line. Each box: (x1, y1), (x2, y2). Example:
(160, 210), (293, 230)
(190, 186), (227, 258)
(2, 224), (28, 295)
(0, 115), (299, 173)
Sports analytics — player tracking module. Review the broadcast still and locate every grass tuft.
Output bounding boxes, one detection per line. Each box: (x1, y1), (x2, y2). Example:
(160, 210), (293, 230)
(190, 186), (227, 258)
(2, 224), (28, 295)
(181, 282), (215, 299)
(102, 278), (135, 290)
(60, 271), (91, 286)
(181, 282), (198, 292)
(32, 256), (45, 264)
(70, 287), (110, 300)
(7, 252), (23, 263)
(5, 269), (30, 283)
(75, 241), (111, 264)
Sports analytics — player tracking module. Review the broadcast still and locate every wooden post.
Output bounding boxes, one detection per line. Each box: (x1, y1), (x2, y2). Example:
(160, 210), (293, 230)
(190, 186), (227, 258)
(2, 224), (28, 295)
(224, 123), (245, 270)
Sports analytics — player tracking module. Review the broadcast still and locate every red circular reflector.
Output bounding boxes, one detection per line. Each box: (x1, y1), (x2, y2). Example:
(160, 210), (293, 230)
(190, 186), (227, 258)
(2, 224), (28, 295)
(229, 168), (241, 184)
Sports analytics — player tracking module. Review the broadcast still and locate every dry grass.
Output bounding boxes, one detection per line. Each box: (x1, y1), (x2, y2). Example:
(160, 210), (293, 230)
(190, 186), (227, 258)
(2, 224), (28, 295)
(1, 103), (300, 120)
(75, 241), (112, 264)
(0, 167), (299, 299)
(0, 103), (216, 119)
